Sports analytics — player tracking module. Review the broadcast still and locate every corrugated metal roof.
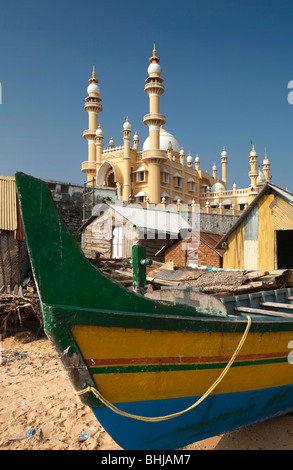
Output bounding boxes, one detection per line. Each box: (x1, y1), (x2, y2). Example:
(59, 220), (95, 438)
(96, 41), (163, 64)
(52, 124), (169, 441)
(0, 176), (17, 231)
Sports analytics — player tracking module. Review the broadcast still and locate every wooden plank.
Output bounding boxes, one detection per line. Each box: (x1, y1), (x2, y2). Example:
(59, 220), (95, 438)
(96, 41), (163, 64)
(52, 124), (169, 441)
(261, 301), (293, 310)
(234, 306), (293, 318)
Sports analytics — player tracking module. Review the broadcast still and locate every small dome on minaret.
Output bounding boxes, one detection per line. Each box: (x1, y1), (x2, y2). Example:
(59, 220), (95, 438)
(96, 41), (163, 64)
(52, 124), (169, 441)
(250, 145), (257, 157)
(96, 124), (103, 136)
(148, 43), (162, 75)
(123, 117), (131, 130)
(87, 65), (100, 95)
(221, 147), (227, 158)
(187, 153), (193, 163)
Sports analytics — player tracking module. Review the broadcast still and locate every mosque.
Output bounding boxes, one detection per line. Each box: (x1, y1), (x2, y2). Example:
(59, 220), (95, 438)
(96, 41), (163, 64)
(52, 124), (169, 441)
(81, 45), (271, 214)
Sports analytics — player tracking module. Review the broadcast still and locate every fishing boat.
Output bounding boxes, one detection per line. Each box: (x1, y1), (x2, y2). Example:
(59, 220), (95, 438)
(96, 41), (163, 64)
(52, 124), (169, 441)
(15, 172), (293, 450)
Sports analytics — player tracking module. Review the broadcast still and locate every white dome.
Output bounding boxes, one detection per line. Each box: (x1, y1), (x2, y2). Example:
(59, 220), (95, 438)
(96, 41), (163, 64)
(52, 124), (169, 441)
(221, 149), (227, 156)
(142, 127), (180, 153)
(96, 126), (103, 136)
(211, 182), (225, 192)
(257, 171), (265, 184)
(87, 83), (100, 95)
(187, 154), (193, 162)
(148, 63), (161, 75)
(123, 118), (131, 130)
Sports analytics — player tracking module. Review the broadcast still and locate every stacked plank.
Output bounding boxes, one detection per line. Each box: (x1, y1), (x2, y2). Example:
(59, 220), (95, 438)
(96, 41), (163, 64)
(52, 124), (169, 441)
(146, 266), (293, 297)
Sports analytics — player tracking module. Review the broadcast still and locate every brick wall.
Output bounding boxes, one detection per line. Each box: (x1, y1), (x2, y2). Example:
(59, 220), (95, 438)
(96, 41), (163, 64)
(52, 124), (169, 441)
(165, 238), (222, 268)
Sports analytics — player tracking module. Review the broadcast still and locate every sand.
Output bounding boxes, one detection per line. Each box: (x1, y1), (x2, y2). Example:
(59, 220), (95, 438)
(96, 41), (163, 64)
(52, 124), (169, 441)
(1, 335), (293, 451)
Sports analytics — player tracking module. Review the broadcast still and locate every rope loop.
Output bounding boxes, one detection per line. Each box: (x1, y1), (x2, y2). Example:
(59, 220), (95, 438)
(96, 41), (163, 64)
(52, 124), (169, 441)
(75, 315), (252, 422)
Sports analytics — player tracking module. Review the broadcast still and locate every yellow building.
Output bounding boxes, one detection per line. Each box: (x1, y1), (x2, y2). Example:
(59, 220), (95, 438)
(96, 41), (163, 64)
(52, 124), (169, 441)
(81, 45), (272, 214)
(215, 183), (293, 270)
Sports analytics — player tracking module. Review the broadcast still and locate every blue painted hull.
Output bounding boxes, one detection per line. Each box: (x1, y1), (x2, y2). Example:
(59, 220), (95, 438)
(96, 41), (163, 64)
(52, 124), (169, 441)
(92, 384), (293, 450)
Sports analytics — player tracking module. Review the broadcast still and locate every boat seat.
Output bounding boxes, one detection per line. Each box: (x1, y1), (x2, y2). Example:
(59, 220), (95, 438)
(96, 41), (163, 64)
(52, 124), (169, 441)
(234, 306), (293, 318)
(261, 301), (293, 310)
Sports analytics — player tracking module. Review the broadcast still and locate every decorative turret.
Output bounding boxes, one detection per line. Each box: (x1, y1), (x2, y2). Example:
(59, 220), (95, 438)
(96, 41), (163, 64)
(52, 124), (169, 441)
(133, 131), (139, 151)
(262, 152), (271, 182)
(187, 152), (193, 167)
(195, 154), (200, 171)
(122, 117), (132, 202)
(249, 144), (258, 188)
(221, 147), (227, 184)
(95, 124), (103, 168)
(180, 147), (185, 165)
(82, 66), (103, 182)
(109, 137), (115, 149)
(212, 162), (217, 180)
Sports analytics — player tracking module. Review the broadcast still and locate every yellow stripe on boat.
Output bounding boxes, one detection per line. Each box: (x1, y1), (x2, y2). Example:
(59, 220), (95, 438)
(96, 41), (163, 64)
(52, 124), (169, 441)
(71, 325), (293, 403)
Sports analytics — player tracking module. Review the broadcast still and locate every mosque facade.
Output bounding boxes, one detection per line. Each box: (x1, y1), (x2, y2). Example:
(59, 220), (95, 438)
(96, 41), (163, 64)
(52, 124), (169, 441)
(81, 45), (271, 214)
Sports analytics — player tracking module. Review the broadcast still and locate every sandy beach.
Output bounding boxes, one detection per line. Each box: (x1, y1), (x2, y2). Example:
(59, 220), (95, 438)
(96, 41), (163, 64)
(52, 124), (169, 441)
(1, 335), (293, 451)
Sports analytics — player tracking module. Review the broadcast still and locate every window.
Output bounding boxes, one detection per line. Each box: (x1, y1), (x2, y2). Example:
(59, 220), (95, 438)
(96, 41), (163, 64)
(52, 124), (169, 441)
(163, 172), (169, 184)
(136, 171), (145, 182)
(190, 182), (196, 192)
(176, 177), (182, 187)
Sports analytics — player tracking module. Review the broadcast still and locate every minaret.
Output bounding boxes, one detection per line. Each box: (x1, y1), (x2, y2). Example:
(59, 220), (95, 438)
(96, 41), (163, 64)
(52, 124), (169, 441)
(96, 125), (103, 169)
(262, 152), (271, 182)
(133, 132), (139, 151)
(195, 154), (200, 171)
(212, 163), (217, 180)
(180, 147), (185, 165)
(122, 117), (132, 202)
(249, 145), (258, 188)
(221, 147), (227, 185)
(143, 44), (166, 204)
(82, 66), (103, 182)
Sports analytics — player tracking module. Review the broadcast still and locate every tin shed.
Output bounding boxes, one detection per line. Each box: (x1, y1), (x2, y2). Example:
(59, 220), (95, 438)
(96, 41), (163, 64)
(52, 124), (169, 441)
(215, 183), (293, 270)
(79, 201), (191, 262)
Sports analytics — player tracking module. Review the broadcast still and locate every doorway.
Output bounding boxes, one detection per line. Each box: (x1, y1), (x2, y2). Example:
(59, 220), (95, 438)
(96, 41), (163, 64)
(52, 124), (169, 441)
(276, 230), (293, 269)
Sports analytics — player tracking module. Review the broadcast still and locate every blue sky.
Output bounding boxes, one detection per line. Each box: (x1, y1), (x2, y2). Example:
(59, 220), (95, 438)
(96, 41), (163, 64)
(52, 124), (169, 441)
(1, 0), (293, 190)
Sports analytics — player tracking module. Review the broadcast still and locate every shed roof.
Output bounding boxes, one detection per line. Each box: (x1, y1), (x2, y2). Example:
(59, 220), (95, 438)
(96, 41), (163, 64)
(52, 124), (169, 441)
(80, 201), (193, 237)
(107, 201), (191, 236)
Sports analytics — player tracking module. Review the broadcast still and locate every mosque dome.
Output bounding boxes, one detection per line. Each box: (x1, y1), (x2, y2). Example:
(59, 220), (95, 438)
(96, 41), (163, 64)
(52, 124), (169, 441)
(187, 153), (193, 163)
(87, 83), (100, 95)
(142, 127), (180, 153)
(211, 182), (225, 192)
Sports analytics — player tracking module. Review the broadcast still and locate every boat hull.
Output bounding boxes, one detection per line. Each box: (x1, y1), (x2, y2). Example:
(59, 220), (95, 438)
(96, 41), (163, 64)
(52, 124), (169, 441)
(92, 384), (293, 450)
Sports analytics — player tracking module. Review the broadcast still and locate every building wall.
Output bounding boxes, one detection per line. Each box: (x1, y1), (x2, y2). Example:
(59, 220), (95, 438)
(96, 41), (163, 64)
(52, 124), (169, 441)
(44, 179), (116, 235)
(165, 237), (222, 268)
(257, 194), (275, 271)
(222, 193), (289, 271)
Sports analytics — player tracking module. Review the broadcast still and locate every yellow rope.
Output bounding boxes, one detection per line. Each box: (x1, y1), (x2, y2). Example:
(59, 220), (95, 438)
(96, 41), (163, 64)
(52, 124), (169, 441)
(74, 315), (251, 422)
